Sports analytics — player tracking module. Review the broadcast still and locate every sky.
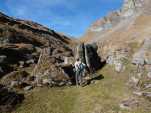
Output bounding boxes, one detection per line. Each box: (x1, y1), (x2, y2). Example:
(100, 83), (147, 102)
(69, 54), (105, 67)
(0, 0), (123, 37)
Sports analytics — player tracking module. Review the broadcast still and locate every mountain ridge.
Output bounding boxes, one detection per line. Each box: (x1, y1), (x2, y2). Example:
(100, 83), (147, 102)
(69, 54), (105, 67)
(81, 0), (151, 61)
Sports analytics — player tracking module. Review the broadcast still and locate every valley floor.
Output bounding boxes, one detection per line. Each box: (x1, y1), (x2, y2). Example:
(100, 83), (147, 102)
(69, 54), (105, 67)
(13, 65), (151, 113)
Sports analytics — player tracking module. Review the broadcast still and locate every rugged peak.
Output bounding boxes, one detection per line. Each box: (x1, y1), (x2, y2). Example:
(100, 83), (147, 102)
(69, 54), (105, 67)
(122, 0), (151, 16)
(81, 0), (151, 42)
(121, 0), (143, 17)
(122, 0), (143, 11)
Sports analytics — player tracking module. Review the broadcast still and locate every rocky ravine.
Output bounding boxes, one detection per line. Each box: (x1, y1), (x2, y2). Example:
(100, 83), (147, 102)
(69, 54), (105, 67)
(0, 11), (103, 112)
(1, 0), (151, 112)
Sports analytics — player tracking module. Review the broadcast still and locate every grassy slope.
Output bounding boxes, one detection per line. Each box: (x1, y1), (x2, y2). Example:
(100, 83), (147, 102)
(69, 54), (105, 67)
(13, 65), (150, 113)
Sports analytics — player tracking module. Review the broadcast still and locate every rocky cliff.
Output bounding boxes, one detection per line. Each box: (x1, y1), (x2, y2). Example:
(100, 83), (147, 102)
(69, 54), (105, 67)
(0, 11), (77, 112)
(81, 0), (151, 42)
(0, 12), (76, 89)
(81, 0), (151, 59)
(81, 0), (151, 107)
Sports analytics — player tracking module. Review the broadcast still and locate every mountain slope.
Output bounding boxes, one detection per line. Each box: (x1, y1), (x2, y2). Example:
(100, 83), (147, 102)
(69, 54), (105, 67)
(0, 11), (76, 112)
(0, 12), (75, 88)
(80, 1), (151, 112)
(81, 0), (151, 60)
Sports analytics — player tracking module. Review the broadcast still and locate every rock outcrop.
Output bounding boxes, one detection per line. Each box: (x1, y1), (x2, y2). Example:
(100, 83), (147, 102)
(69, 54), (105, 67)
(0, 12), (75, 88)
(81, 0), (151, 103)
(0, 84), (24, 113)
(75, 43), (101, 73)
(81, 0), (151, 43)
(81, 0), (151, 62)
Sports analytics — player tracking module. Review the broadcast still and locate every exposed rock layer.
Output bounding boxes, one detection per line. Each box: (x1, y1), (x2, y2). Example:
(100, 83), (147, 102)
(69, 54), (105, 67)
(0, 12), (75, 88)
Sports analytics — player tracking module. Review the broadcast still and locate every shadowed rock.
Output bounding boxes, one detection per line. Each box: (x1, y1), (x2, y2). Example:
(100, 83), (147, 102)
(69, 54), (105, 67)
(0, 84), (24, 113)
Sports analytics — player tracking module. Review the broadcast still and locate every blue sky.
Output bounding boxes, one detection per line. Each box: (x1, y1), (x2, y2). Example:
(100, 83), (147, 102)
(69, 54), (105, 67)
(0, 0), (123, 37)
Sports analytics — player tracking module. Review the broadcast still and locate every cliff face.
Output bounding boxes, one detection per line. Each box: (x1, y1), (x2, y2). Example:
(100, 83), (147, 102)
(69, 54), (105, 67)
(80, 1), (151, 106)
(81, 0), (151, 43)
(121, 0), (151, 15)
(81, 0), (151, 61)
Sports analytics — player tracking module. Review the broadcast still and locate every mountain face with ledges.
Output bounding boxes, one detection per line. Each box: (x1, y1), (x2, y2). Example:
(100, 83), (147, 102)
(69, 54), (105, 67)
(81, 0), (151, 42)
(81, 0), (151, 61)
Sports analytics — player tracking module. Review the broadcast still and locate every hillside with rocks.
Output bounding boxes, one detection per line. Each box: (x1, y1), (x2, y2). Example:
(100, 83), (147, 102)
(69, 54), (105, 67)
(0, 12), (77, 112)
(81, 0), (151, 71)
(80, 0), (151, 112)
(0, 0), (151, 113)
(82, 0), (151, 60)
(0, 11), (77, 80)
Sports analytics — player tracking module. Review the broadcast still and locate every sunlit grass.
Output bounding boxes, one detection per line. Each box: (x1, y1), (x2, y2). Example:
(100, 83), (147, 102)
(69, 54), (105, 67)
(13, 65), (150, 113)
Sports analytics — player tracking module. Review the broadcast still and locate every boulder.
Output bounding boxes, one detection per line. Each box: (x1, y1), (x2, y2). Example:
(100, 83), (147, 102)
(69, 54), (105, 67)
(63, 57), (74, 65)
(106, 49), (128, 72)
(143, 92), (151, 101)
(106, 55), (114, 65)
(0, 71), (29, 87)
(119, 99), (139, 109)
(74, 43), (101, 73)
(19, 61), (24, 68)
(147, 72), (151, 79)
(133, 91), (143, 96)
(26, 59), (35, 64)
(0, 84), (24, 113)
(129, 76), (140, 88)
(66, 81), (72, 86)
(58, 81), (66, 86)
(42, 79), (52, 85)
(10, 81), (20, 88)
(24, 86), (33, 91)
(132, 52), (145, 65)
(144, 84), (151, 89)
(31, 48), (71, 87)
(84, 44), (101, 72)
(114, 61), (125, 72)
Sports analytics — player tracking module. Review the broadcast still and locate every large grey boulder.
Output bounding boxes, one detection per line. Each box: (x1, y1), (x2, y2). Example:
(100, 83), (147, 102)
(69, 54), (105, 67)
(132, 38), (151, 65)
(132, 50), (145, 65)
(106, 49), (128, 72)
(85, 43), (101, 71)
(75, 43), (101, 73)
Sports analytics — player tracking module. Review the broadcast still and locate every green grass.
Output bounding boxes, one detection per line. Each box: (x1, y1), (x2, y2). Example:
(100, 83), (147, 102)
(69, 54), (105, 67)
(12, 65), (150, 113)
